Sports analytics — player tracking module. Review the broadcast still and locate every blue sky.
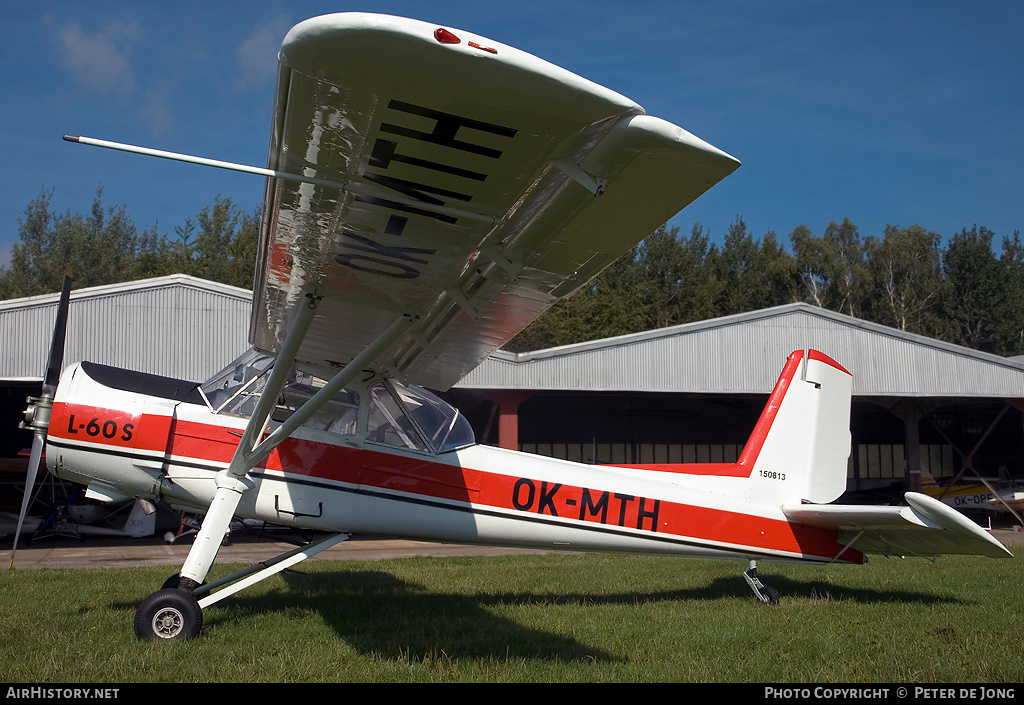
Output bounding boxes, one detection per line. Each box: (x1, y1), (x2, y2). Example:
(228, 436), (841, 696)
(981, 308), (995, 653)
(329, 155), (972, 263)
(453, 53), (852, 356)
(2, 1), (1022, 268)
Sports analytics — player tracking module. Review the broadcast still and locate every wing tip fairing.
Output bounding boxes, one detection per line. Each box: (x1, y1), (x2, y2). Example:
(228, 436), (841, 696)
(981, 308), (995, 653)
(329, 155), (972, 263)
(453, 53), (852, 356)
(903, 491), (1013, 558)
(280, 12), (642, 118)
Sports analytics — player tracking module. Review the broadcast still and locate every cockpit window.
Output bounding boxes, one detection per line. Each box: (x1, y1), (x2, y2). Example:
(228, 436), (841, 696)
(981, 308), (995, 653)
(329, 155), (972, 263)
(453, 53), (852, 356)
(201, 349), (474, 452)
(273, 375), (360, 436)
(367, 383), (430, 452)
(402, 385), (476, 452)
(200, 349), (359, 437)
(366, 381), (475, 453)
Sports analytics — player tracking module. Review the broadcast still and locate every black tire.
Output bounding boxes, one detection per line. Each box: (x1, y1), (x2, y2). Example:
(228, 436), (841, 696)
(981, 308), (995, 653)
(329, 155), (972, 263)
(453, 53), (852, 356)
(134, 589), (203, 640)
(762, 585), (780, 605)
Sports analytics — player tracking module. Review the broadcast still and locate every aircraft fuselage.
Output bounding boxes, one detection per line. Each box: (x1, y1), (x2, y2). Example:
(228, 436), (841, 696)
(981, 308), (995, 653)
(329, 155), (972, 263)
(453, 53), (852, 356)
(45, 360), (862, 566)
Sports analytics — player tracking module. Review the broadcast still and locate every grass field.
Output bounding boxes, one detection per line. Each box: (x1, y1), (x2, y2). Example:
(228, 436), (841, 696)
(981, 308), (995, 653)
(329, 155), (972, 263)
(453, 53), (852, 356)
(2, 551), (1023, 683)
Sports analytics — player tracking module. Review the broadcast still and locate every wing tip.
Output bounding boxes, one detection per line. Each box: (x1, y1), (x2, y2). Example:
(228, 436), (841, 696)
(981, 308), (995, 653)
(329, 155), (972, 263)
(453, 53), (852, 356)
(905, 492), (1014, 558)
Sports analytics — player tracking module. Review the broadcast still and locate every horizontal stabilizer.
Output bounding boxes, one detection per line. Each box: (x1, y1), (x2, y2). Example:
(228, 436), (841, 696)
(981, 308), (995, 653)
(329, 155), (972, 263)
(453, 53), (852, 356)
(783, 492), (1012, 559)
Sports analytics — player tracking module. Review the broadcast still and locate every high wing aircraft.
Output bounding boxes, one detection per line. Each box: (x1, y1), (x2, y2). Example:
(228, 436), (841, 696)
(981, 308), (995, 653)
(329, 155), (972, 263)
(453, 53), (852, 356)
(8, 13), (1010, 641)
(921, 469), (1024, 520)
(921, 469), (999, 512)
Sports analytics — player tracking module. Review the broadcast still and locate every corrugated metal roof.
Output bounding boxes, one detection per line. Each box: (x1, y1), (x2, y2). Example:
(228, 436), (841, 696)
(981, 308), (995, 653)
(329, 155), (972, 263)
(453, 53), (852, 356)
(0, 275), (252, 382)
(458, 303), (1024, 398)
(5, 282), (1022, 399)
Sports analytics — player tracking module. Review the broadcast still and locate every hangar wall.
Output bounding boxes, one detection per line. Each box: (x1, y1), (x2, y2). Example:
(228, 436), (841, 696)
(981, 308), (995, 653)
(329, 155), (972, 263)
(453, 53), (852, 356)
(0, 274), (252, 382)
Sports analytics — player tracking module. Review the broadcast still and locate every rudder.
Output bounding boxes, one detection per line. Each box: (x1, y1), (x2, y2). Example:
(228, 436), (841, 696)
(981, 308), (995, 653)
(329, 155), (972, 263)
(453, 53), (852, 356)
(738, 350), (853, 505)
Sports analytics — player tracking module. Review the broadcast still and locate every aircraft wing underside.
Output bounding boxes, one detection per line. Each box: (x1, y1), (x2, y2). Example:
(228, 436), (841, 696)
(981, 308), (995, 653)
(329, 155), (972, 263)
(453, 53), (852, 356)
(250, 13), (739, 390)
(783, 492), (1012, 559)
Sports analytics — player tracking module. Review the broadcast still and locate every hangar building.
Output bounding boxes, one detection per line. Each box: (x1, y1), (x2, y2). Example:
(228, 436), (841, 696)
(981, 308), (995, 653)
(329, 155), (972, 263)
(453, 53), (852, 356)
(451, 304), (1024, 499)
(0, 275), (251, 500)
(1, 276), (1022, 516)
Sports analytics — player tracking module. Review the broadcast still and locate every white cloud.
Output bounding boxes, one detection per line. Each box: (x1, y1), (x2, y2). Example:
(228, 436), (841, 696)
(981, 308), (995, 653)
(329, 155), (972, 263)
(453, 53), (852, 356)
(56, 19), (144, 98)
(137, 85), (175, 138)
(236, 14), (292, 90)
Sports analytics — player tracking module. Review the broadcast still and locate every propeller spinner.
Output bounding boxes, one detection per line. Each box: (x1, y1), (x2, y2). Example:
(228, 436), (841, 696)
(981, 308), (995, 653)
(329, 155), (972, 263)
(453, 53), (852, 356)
(9, 265), (73, 568)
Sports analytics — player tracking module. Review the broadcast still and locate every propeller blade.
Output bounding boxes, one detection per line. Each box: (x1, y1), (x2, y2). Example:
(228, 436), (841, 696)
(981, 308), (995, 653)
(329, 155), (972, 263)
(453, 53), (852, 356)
(10, 265), (73, 568)
(8, 433), (43, 568)
(44, 265), (73, 390)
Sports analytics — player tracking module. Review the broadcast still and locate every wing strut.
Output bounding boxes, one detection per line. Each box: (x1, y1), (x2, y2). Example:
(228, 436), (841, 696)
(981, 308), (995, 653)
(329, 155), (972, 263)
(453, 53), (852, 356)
(175, 299), (416, 591)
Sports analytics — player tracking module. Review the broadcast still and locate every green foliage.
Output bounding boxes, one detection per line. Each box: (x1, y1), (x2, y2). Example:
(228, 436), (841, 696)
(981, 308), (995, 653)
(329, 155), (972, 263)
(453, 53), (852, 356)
(513, 217), (1024, 357)
(0, 188), (162, 298)
(864, 224), (947, 337)
(791, 218), (870, 317)
(0, 189), (257, 298)
(3, 187), (1023, 356)
(942, 226), (1005, 352)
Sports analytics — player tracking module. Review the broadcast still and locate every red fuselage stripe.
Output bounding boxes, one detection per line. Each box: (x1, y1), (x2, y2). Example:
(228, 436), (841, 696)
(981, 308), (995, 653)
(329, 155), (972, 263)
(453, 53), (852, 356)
(48, 399), (861, 562)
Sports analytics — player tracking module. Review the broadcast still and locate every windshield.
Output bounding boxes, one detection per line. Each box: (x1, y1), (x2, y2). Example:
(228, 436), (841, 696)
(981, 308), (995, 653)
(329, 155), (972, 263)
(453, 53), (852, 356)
(199, 348), (275, 416)
(200, 349), (359, 436)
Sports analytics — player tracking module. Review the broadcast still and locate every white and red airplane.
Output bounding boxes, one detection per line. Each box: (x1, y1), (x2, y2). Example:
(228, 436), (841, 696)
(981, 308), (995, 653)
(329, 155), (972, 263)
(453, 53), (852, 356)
(9, 13), (1010, 640)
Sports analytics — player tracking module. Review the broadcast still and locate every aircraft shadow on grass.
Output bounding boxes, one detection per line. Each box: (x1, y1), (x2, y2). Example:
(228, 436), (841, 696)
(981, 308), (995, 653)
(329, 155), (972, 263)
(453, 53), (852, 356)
(117, 567), (956, 661)
(110, 565), (960, 660)
(703, 573), (963, 605)
(229, 569), (616, 662)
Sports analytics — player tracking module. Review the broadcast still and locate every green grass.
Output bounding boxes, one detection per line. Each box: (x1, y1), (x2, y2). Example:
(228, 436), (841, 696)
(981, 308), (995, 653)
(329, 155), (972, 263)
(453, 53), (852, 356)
(2, 552), (1023, 682)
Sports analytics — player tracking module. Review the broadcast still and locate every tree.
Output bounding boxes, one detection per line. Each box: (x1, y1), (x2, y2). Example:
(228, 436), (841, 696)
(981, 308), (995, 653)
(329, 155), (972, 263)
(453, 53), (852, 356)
(941, 226), (1005, 352)
(185, 196), (260, 288)
(791, 219), (869, 316)
(0, 190), (259, 297)
(714, 216), (796, 316)
(864, 225), (947, 337)
(634, 223), (723, 328)
(0, 188), (160, 298)
(994, 231), (1024, 355)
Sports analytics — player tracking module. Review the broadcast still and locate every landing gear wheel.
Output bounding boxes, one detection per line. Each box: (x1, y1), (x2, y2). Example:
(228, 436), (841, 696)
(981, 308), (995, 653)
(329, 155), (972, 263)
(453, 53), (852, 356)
(134, 589), (203, 640)
(742, 560), (780, 605)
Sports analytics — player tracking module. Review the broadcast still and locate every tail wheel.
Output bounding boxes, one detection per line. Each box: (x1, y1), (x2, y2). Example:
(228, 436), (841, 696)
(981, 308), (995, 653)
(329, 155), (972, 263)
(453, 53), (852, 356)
(134, 589), (203, 640)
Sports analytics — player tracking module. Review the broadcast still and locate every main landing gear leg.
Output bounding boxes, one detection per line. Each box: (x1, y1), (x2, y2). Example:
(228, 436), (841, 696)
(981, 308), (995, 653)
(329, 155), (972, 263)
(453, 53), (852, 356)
(133, 294), (325, 641)
(743, 559), (780, 604)
(132, 532), (350, 640)
(133, 480), (248, 641)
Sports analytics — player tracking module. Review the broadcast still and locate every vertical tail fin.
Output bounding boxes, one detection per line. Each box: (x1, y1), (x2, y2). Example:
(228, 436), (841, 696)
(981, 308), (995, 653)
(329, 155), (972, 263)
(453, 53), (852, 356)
(739, 350), (853, 505)
(610, 349), (853, 506)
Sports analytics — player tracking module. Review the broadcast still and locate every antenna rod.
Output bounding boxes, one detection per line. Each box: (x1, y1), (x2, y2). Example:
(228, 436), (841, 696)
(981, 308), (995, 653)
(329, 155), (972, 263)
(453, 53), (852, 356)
(62, 134), (498, 224)
(62, 134), (350, 191)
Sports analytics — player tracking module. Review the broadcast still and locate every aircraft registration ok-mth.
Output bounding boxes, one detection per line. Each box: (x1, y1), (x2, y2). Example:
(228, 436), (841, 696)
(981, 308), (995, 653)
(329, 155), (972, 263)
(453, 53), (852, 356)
(8, 13), (1010, 641)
